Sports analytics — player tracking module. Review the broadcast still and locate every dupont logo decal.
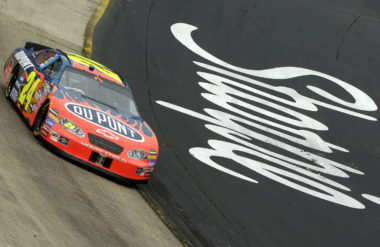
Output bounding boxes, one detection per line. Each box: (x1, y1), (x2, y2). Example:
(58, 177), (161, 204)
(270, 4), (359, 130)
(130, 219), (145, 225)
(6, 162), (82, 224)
(65, 103), (144, 142)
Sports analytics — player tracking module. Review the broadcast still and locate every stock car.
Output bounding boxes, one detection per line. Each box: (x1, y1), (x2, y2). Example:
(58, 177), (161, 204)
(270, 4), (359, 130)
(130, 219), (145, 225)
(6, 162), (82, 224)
(3, 43), (158, 182)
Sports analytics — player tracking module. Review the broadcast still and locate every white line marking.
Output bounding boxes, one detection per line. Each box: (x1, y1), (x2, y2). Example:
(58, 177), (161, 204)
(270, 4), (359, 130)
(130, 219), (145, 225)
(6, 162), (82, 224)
(362, 194), (380, 205)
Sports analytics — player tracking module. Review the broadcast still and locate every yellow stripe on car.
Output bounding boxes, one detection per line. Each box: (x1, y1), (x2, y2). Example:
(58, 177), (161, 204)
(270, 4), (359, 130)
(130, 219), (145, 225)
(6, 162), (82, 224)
(66, 52), (122, 84)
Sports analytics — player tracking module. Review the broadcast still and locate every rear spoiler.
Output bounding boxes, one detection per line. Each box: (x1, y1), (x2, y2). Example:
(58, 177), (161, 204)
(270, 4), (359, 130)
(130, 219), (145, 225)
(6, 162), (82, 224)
(24, 42), (52, 51)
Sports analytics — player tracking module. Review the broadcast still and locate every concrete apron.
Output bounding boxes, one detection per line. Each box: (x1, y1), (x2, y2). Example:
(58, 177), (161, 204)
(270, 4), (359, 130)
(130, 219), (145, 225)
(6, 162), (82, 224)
(0, 1), (181, 246)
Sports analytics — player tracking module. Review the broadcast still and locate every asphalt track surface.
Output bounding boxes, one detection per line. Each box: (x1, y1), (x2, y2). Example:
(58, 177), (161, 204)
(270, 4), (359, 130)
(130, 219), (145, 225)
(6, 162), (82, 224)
(93, 1), (380, 246)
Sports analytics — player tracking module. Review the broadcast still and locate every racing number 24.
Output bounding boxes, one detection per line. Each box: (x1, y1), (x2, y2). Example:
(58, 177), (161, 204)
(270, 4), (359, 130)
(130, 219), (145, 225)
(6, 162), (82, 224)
(19, 71), (40, 111)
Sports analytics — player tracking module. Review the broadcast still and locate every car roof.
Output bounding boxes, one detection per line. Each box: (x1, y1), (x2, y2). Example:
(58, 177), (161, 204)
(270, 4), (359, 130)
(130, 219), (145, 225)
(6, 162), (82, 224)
(63, 51), (125, 86)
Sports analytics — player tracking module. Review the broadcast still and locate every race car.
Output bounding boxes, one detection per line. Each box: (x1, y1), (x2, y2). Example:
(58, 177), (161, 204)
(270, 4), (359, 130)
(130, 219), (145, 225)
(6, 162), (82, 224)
(3, 43), (158, 182)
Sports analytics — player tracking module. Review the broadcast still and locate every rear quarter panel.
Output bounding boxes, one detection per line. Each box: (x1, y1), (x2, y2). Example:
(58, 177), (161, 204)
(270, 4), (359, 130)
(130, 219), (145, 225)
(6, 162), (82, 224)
(6, 48), (53, 126)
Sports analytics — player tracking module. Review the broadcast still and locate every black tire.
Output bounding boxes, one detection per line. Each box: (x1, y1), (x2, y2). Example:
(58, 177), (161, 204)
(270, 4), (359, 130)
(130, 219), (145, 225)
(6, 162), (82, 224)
(5, 66), (19, 100)
(33, 102), (50, 136)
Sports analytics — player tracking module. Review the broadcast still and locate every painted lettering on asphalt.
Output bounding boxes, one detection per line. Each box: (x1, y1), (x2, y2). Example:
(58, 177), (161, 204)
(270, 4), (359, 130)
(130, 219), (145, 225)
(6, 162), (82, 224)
(156, 23), (379, 209)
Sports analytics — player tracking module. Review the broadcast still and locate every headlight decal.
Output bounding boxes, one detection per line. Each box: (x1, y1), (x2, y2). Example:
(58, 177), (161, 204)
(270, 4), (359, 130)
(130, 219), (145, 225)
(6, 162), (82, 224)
(60, 117), (85, 138)
(127, 149), (147, 160)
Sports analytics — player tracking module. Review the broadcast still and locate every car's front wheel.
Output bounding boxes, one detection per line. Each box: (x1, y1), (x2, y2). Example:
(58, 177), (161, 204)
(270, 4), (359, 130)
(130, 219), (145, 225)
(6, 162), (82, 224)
(33, 102), (50, 136)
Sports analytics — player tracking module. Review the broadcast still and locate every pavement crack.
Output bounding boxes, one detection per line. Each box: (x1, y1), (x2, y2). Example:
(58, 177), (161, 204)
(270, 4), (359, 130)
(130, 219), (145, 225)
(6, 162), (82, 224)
(336, 15), (361, 61)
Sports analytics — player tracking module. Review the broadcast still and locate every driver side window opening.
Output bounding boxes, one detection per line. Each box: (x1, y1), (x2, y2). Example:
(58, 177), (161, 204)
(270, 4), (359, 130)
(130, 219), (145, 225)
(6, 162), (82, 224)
(34, 50), (62, 80)
(43, 58), (62, 79)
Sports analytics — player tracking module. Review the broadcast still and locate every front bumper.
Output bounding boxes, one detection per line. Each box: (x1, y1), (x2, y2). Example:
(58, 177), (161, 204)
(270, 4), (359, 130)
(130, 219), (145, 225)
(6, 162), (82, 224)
(39, 121), (153, 182)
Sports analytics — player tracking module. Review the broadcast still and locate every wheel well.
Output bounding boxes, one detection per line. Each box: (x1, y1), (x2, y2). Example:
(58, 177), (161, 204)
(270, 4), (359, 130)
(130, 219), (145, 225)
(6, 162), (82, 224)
(12, 63), (20, 74)
(32, 99), (50, 127)
(8, 64), (20, 86)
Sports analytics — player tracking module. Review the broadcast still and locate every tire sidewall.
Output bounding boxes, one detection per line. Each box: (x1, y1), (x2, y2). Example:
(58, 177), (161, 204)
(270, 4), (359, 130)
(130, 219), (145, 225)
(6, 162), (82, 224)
(33, 102), (49, 136)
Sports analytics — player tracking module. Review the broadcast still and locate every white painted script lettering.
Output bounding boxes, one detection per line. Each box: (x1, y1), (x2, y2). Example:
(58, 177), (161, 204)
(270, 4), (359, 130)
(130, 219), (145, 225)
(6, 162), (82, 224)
(156, 23), (378, 209)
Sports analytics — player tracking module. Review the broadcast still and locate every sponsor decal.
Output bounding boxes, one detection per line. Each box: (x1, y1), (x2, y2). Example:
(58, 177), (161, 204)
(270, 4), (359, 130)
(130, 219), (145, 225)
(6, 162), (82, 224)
(49, 108), (59, 116)
(45, 117), (56, 127)
(34, 92), (42, 104)
(41, 128), (49, 137)
(50, 131), (59, 142)
(14, 51), (34, 70)
(42, 123), (52, 133)
(41, 123), (51, 137)
(96, 129), (119, 140)
(15, 79), (21, 88)
(147, 154), (157, 160)
(136, 168), (143, 175)
(80, 142), (127, 163)
(13, 74), (24, 92)
(10, 88), (18, 102)
(34, 82), (49, 105)
(48, 112), (60, 123)
(29, 103), (37, 113)
(147, 155), (157, 167)
(136, 167), (154, 177)
(58, 136), (70, 146)
(148, 149), (157, 167)
(148, 160), (156, 167)
(66, 103), (143, 142)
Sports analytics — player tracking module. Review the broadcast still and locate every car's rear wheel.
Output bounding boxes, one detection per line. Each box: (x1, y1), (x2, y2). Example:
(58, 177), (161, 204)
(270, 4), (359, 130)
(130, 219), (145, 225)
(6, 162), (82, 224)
(33, 102), (50, 136)
(5, 66), (19, 100)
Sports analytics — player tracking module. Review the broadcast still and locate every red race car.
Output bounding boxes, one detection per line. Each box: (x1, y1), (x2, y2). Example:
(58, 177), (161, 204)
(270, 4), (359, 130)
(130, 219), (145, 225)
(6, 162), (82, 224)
(3, 43), (158, 183)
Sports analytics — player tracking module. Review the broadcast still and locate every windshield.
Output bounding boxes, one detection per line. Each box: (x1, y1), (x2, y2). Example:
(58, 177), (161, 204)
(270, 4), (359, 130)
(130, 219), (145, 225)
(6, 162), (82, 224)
(58, 67), (139, 116)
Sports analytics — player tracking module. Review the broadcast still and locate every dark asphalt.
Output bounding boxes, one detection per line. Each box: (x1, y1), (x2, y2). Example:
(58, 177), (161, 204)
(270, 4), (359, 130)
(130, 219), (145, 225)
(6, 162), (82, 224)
(93, 0), (380, 246)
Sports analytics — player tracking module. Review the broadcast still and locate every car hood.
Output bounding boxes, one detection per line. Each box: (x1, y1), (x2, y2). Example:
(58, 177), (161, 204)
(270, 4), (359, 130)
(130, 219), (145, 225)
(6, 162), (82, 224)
(50, 87), (158, 149)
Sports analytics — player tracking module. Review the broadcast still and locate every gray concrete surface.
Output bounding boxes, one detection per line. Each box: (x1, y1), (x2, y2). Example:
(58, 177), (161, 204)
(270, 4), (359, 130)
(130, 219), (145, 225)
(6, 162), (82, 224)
(0, 0), (95, 50)
(0, 1), (181, 246)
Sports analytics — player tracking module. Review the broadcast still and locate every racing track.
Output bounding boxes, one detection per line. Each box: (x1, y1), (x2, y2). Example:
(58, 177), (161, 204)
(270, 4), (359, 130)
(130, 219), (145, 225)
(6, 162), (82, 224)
(93, 0), (380, 246)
